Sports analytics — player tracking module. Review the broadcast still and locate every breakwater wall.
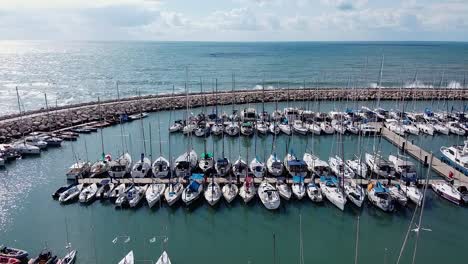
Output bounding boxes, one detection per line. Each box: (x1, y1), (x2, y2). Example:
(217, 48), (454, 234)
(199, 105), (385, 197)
(0, 88), (466, 142)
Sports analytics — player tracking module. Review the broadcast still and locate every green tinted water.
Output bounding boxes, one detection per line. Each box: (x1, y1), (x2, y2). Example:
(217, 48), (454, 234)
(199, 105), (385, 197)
(1, 100), (467, 263)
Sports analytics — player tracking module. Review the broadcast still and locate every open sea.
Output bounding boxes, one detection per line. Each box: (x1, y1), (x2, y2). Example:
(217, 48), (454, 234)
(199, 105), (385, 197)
(1, 41), (468, 263)
(0, 41), (467, 114)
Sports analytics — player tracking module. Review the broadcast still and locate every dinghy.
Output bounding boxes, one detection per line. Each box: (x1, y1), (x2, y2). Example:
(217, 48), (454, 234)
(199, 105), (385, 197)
(59, 184), (84, 203)
(52, 184), (76, 200)
(258, 180), (280, 210)
(96, 179), (114, 199)
(79, 183), (98, 204)
(28, 250), (57, 264)
(0, 256), (20, 264)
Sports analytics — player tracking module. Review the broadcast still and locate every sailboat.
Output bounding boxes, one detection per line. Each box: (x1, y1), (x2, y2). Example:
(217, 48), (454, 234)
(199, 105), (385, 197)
(366, 181), (394, 212)
(267, 153), (284, 177)
(215, 130), (231, 177)
(365, 153), (396, 178)
(109, 183), (126, 202)
(204, 176), (222, 206)
(239, 173), (256, 203)
(249, 132), (265, 178)
(258, 180), (280, 210)
(182, 174), (204, 206)
(320, 176), (346, 211)
(306, 181), (323, 202)
(152, 118), (170, 178)
(329, 156), (355, 179)
(96, 179), (115, 199)
(222, 177), (239, 203)
(155, 251), (171, 264)
(174, 150), (198, 178)
(345, 157), (368, 179)
(108, 153), (132, 178)
(118, 251), (134, 264)
(343, 179), (365, 208)
(146, 182), (166, 208)
(91, 97), (110, 178)
(198, 140), (214, 173)
(164, 151), (184, 206)
(131, 154), (151, 178)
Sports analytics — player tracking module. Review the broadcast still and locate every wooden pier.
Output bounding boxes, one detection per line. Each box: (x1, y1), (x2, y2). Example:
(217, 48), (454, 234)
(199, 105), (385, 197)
(379, 126), (468, 184)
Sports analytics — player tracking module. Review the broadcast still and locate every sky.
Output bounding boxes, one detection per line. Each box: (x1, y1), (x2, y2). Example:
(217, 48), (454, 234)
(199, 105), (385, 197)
(0, 0), (467, 41)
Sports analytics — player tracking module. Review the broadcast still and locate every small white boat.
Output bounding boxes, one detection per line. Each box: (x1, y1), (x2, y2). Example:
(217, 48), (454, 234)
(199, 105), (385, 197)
(430, 120), (449, 135)
(79, 183), (98, 203)
(57, 250), (77, 264)
(146, 183), (166, 208)
(59, 184), (84, 203)
(239, 176), (256, 203)
(276, 180), (292, 200)
(345, 158), (367, 178)
(332, 122), (346, 135)
(402, 121), (419, 135)
(385, 119), (405, 136)
(152, 156), (170, 178)
(346, 123), (360, 134)
(233, 157), (248, 178)
(109, 183), (126, 201)
(249, 157), (265, 178)
(358, 124), (379, 135)
(292, 120), (308, 135)
(118, 251), (134, 264)
(366, 182), (394, 212)
(155, 251), (171, 264)
(267, 154), (284, 177)
(306, 122), (321, 135)
(258, 180), (280, 210)
(96, 180), (115, 199)
(401, 183), (423, 206)
(320, 122), (335, 134)
(222, 183), (239, 203)
(174, 150), (198, 177)
(204, 182), (222, 206)
(129, 112), (148, 120)
(164, 182), (184, 206)
(198, 152), (214, 172)
(431, 181), (461, 205)
(329, 156), (354, 179)
(387, 184), (408, 206)
(416, 123), (434, 136)
(115, 185), (133, 207)
(131, 155), (151, 178)
(12, 142), (40, 155)
(306, 182), (323, 202)
(291, 176), (306, 200)
(128, 185), (148, 208)
(278, 123), (292, 135)
(320, 176), (346, 211)
(108, 153), (132, 178)
(182, 123), (197, 135)
(343, 180), (365, 208)
(24, 136), (48, 149)
(182, 174), (204, 206)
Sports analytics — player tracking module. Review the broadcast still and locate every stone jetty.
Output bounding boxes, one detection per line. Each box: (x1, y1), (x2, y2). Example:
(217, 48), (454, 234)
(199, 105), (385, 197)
(0, 88), (466, 143)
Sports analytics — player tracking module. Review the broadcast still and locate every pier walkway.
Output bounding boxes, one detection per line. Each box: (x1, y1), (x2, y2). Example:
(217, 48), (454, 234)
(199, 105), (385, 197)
(379, 126), (468, 184)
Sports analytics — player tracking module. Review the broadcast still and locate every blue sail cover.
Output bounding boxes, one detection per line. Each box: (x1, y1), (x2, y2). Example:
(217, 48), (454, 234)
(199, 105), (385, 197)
(345, 108), (354, 114)
(424, 108), (433, 116)
(320, 176), (338, 185)
(374, 182), (387, 193)
(189, 181), (200, 192)
(190, 174), (204, 180)
(293, 175), (304, 183)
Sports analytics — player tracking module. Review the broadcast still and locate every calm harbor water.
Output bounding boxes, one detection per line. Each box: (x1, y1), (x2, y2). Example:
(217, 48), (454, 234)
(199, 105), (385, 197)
(1, 101), (468, 263)
(1, 41), (468, 114)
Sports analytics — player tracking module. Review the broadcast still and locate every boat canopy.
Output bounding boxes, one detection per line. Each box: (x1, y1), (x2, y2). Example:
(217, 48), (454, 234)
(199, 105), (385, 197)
(100, 179), (110, 185)
(293, 175), (304, 183)
(189, 181), (200, 192)
(201, 152), (213, 159)
(288, 160), (307, 172)
(374, 182), (388, 193)
(190, 173), (204, 180)
(216, 158), (229, 165)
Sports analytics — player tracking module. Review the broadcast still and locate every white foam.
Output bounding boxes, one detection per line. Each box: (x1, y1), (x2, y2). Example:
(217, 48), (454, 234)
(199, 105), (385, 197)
(447, 81), (462, 89)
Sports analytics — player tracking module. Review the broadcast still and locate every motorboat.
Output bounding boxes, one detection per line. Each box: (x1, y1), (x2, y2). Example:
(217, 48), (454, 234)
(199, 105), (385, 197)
(366, 182), (394, 212)
(59, 184), (84, 203)
(28, 250), (57, 264)
(118, 251), (134, 264)
(56, 250), (77, 264)
(440, 140), (468, 175)
(320, 176), (346, 211)
(258, 180), (280, 210)
(271, 110), (283, 121)
(446, 121), (465, 136)
(329, 156), (354, 179)
(222, 182), (239, 203)
(194, 122), (211, 137)
(79, 183), (98, 203)
(211, 123), (224, 136)
(215, 157), (231, 177)
(128, 185), (148, 208)
(12, 142), (40, 155)
(320, 122), (335, 134)
(155, 251), (171, 264)
(66, 161), (91, 180)
(52, 184), (76, 200)
(278, 122), (292, 135)
(269, 122), (281, 135)
(284, 153), (308, 178)
(343, 180), (365, 208)
(240, 122), (254, 136)
(146, 183), (166, 208)
(108, 153), (132, 178)
(164, 181), (184, 206)
(182, 122), (197, 135)
(276, 180), (292, 200)
(284, 107), (300, 122)
(345, 158), (368, 178)
(90, 155), (111, 177)
(182, 174), (204, 206)
(24, 136), (48, 149)
(0, 256), (20, 264)
(365, 153), (396, 178)
(204, 181), (222, 206)
(129, 112), (148, 120)
(152, 156), (170, 178)
(174, 150), (198, 177)
(130, 154), (151, 178)
(169, 120), (183, 133)
(233, 158), (248, 178)
(292, 120), (308, 135)
(198, 152), (214, 172)
(249, 157), (265, 178)
(291, 176), (306, 200)
(387, 184), (408, 206)
(306, 182), (323, 202)
(239, 175), (256, 203)
(96, 179), (114, 199)
(0, 246), (28, 259)
(266, 154), (284, 177)
(388, 155), (417, 180)
(431, 181), (461, 205)
(109, 183), (126, 201)
(303, 153), (330, 176)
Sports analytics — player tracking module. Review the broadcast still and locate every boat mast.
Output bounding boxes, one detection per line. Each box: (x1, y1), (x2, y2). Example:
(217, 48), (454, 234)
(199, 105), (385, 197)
(138, 90), (147, 155)
(98, 97), (105, 159)
(377, 54), (385, 108)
